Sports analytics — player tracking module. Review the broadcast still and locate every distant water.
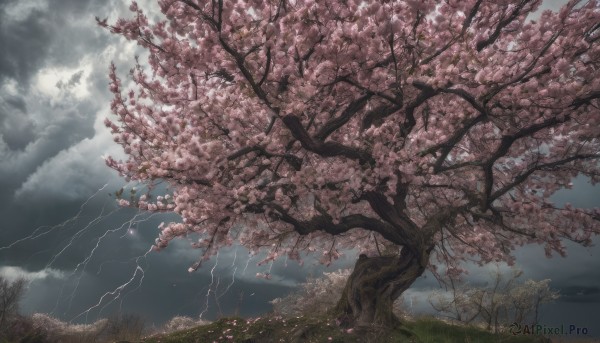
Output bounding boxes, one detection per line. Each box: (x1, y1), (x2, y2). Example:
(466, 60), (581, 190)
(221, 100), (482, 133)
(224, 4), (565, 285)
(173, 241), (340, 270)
(537, 301), (599, 339)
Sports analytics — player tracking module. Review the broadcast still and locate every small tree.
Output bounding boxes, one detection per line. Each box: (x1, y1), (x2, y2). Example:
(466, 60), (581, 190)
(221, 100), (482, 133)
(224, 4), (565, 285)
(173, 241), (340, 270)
(474, 267), (522, 332)
(509, 279), (559, 325)
(101, 0), (600, 327)
(0, 276), (26, 336)
(428, 283), (482, 325)
(429, 267), (559, 332)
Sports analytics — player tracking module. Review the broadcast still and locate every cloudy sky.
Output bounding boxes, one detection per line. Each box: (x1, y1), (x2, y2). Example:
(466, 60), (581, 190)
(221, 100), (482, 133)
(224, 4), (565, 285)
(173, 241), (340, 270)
(0, 0), (598, 336)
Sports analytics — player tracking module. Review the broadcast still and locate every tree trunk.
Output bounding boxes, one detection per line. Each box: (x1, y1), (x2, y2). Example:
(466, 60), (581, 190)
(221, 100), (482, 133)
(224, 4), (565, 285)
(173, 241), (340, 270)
(332, 246), (431, 328)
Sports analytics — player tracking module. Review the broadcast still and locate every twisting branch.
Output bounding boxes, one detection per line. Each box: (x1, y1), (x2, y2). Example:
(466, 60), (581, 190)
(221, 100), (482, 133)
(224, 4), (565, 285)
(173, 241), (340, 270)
(218, 37), (270, 103)
(268, 203), (411, 246)
(281, 115), (375, 165)
(314, 93), (373, 141)
(462, 0), (483, 34)
(227, 145), (303, 171)
(361, 104), (403, 131)
(571, 91), (600, 109)
(402, 81), (440, 137)
(363, 191), (416, 235)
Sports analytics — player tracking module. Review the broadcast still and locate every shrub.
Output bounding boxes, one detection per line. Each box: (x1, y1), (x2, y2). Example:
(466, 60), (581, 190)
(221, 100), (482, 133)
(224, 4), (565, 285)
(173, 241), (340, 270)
(30, 313), (107, 342)
(162, 316), (211, 333)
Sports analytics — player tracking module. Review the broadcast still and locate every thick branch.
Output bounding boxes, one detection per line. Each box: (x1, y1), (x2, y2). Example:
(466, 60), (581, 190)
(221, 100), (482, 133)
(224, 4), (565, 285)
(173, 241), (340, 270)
(227, 145), (303, 170)
(571, 91), (600, 109)
(219, 36), (270, 104)
(315, 93), (373, 141)
(363, 191), (416, 238)
(361, 104), (403, 131)
(393, 178), (409, 215)
(462, 0), (483, 34)
(281, 115), (375, 165)
(403, 81), (440, 137)
(269, 203), (410, 246)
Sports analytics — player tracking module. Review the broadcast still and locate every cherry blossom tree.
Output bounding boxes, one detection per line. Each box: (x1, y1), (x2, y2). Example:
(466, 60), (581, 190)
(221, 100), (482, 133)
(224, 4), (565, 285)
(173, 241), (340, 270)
(100, 0), (600, 327)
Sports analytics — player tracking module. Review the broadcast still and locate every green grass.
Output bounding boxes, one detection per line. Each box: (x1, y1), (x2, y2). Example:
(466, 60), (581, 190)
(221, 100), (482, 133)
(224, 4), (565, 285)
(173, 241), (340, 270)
(138, 315), (554, 343)
(406, 317), (550, 343)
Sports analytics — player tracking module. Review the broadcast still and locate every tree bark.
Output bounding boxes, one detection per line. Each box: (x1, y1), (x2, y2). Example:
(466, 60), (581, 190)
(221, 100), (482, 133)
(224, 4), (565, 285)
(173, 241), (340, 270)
(332, 246), (432, 328)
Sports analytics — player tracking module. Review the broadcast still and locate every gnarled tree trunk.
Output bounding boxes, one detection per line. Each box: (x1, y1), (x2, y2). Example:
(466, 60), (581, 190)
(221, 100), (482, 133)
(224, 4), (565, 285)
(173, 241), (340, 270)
(332, 246), (432, 328)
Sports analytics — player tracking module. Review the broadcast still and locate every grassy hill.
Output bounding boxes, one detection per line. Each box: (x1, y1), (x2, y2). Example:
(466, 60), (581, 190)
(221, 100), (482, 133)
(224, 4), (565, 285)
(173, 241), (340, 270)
(138, 315), (555, 343)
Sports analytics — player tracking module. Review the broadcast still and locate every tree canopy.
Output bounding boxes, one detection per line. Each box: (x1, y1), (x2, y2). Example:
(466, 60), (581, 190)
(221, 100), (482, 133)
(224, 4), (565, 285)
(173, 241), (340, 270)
(101, 0), (600, 277)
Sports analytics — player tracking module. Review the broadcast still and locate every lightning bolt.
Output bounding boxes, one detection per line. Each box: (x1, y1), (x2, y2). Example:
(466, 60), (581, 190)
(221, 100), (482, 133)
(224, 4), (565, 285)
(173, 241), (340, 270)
(45, 203), (120, 269)
(72, 246), (153, 322)
(217, 248), (238, 301)
(64, 211), (158, 313)
(242, 253), (254, 276)
(199, 250), (219, 319)
(0, 183), (110, 252)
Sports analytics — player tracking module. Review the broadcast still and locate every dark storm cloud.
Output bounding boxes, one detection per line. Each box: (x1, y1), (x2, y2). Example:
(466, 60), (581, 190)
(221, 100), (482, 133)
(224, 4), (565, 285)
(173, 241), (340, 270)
(0, 2), (54, 85)
(0, 108), (36, 151)
(0, 0), (115, 193)
(4, 94), (27, 113)
(0, 0), (115, 85)
(0, 108), (95, 195)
